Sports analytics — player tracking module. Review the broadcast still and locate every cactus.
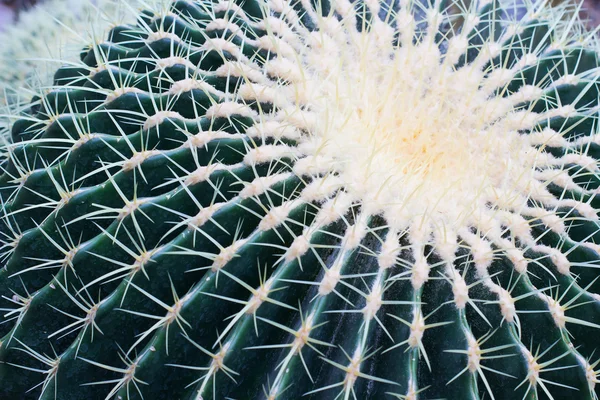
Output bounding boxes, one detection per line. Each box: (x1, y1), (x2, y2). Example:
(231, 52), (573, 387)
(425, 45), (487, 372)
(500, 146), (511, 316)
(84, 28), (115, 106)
(1, 0), (600, 398)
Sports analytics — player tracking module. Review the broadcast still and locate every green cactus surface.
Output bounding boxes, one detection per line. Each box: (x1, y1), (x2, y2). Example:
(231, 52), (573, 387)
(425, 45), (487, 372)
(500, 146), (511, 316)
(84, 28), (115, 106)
(1, 0), (600, 399)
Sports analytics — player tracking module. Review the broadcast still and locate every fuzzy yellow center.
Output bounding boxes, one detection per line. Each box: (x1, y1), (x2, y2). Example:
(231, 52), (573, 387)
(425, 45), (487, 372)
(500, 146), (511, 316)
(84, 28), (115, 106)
(281, 17), (543, 230)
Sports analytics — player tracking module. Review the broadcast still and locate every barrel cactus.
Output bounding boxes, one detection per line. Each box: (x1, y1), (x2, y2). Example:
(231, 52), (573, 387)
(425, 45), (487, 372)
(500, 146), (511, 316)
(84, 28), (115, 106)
(1, 0), (600, 398)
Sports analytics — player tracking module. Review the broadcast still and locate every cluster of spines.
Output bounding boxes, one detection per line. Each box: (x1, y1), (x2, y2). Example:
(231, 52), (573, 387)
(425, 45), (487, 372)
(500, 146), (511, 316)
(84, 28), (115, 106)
(0, 0), (599, 399)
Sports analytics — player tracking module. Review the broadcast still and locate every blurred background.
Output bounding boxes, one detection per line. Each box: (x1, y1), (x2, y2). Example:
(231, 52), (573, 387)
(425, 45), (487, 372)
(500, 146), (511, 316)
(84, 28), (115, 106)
(587, 0), (600, 25)
(0, 1), (40, 27)
(0, 0), (92, 30)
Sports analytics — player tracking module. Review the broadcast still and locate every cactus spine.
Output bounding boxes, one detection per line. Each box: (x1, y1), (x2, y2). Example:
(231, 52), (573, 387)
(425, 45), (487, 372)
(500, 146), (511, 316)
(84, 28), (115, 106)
(1, 0), (600, 399)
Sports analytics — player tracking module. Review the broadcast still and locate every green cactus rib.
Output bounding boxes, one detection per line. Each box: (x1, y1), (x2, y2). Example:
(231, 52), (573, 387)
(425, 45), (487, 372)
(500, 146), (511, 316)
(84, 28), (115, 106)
(1, 0), (600, 399)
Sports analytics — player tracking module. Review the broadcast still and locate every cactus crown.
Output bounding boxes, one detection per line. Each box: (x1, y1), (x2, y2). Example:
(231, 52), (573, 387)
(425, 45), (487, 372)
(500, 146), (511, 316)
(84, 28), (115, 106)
(1, 0), (600, 399)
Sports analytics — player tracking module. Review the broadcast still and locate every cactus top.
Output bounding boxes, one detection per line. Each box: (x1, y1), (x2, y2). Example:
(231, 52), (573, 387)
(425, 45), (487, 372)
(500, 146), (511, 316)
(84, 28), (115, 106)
(1, 0), (600, 399)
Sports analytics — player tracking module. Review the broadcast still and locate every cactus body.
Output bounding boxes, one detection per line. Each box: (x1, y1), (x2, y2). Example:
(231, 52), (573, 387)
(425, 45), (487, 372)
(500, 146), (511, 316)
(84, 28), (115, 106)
(1, 0), (600, 399)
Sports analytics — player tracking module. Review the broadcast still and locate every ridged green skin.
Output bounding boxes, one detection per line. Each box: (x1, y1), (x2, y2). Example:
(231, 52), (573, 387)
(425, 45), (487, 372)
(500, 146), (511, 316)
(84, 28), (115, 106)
(0, 0), (600, 399)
